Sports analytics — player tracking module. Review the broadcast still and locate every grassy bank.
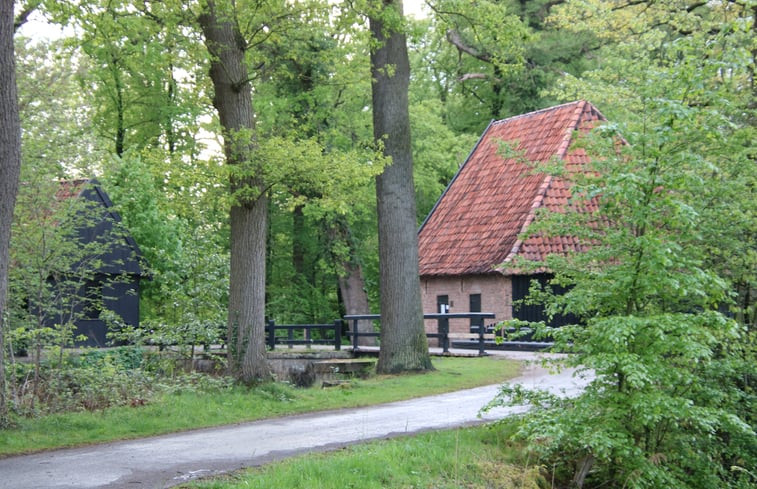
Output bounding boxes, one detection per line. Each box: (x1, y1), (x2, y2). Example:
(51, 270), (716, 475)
(0, 355), (520, 456)
(180, 423), (541, 489)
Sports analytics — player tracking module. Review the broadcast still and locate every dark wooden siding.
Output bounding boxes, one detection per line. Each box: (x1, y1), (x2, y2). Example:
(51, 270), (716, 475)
(50, 180), (144, 347)
(512, 274), (577, 327)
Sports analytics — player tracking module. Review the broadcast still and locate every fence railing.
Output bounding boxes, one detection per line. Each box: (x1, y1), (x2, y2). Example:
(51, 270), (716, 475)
(266, 320), (343, 350)
(343, 312), (497, 355)
(265, 313), (498, 355)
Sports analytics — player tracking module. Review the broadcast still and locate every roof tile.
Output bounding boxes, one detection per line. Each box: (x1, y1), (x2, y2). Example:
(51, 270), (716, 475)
(418, 101), (605, 276)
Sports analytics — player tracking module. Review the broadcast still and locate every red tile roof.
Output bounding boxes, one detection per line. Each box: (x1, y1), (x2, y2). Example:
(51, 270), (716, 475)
(55, 179), (91, 201)
(418, 101), (605, 277)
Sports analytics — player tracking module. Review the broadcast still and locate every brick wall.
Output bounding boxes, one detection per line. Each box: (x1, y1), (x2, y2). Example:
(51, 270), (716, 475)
(420, 274), (512, 337)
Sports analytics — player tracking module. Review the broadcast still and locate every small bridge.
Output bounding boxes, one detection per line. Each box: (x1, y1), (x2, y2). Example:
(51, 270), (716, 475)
(266, 312), (498, 356)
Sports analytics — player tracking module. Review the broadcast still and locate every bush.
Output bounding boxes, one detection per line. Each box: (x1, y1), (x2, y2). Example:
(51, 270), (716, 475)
(5, 347), (154, 416)
(75, 346), (145, 370)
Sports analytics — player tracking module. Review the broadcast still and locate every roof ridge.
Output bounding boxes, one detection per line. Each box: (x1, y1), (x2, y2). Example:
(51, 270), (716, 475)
(491, 100), (585, 127)
(500, 173), (553, 267)
(555, 100), (587, 158)
(502, 101), (605, 268)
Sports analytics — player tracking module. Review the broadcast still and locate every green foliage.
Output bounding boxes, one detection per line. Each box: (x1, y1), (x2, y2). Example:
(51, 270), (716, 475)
(485, 3), (756, 488)
(153, 372), (236, 396)
(46, 0), (207, 157)
(6, 347), (153, 416)
(15, 36), (102, 176)
(75, 345), (144, 370)
(243, 6), (385, 322)
(413, 0), (596, 133)
(102, 151), (229, 344)
(409, 97), (479, 221)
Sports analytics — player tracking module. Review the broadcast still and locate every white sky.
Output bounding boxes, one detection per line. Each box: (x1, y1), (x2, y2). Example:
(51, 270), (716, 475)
(16, 10), (64, 41)
(405, 0), (429, 19)
(18, 1), (429, 40)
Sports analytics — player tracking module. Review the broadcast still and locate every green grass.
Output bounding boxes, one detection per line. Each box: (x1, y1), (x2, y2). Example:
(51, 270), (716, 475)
(180, 423), (543, 489)
(0, 356), (520, 457)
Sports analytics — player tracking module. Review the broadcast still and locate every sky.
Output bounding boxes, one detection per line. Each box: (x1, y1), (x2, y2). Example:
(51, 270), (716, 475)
(405, 0), (429, 19)
(18, 1), (430, 41)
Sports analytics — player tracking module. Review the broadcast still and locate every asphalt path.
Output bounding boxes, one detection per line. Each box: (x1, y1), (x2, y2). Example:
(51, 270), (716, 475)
(0, 351), (589, 489)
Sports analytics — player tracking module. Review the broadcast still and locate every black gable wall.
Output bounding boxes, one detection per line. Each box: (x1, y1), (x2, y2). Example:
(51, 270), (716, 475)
(60, 180), (145, 347)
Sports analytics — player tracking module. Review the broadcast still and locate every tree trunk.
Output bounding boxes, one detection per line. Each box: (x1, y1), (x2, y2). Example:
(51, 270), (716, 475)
(573, 453), (595, 488)
(327, 218), (376, 345)
(199, 1), (270, 382)
(338, 260), (376, 346)
(292, 204), (308, 282)
(111, 59), (125, 157)
(370, 0), (432, 373)
(0, 0), (22, 424)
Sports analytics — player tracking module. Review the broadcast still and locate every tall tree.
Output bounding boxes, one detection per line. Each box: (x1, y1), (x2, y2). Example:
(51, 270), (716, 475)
(198, 0), (270, 382)
(0, 0), (22, 426)
(370, 0), (432, 372)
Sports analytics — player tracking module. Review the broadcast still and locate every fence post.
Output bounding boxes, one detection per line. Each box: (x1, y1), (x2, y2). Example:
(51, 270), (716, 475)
(478, 320), (485, 356)
(334, 320), (342, 351)
(267, 319), (276, 350)
(438, 315), (449, 353)
(352, 318), (359, 350)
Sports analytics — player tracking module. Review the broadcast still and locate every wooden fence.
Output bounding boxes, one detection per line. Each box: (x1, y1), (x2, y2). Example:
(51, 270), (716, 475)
(266, 320), (343, 350)
(344, 313), (497, 355)
(265, 312), (497, 355)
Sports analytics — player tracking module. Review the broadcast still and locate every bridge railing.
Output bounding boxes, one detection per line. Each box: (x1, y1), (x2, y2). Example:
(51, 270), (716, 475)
(266, 320), (343, 350)
(265, 312), (498, 355)
(343, 312), (497, 355)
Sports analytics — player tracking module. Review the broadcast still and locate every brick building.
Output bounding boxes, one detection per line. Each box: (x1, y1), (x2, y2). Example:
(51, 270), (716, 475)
(417, 101), (605, 336)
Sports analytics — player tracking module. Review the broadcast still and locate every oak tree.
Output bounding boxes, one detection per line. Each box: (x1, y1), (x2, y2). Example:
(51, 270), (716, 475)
(370, 0), (432, 373)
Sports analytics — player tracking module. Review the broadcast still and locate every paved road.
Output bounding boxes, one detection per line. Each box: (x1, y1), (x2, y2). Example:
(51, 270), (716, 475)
(0, 352), (588, 489)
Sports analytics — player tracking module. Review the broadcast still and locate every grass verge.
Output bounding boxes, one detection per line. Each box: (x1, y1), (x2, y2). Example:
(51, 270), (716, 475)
(179, 422), (543, 489)
(0, 355), (520, 457)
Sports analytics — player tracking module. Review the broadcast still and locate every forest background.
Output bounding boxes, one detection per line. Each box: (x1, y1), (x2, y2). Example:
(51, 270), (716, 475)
(7, 0), (599, 360)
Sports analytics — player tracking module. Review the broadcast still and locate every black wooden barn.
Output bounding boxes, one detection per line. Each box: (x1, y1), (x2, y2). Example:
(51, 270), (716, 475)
(56, 179), (145, 346)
